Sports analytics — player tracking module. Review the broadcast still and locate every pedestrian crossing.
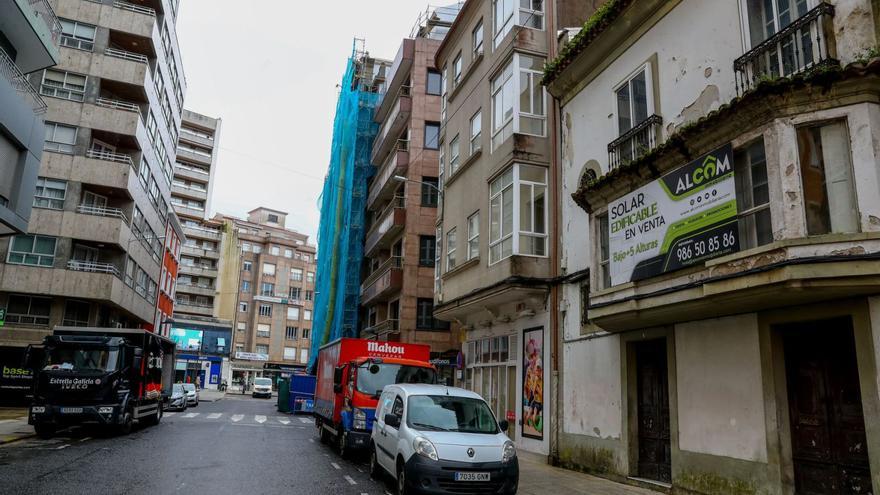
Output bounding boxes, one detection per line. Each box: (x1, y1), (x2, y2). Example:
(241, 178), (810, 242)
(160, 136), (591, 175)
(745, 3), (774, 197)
(163, 411), (313, 427)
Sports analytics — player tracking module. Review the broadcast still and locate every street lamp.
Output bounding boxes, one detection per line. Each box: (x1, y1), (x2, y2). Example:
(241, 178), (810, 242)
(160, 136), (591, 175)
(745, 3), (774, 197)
(393, 175), (441, 194)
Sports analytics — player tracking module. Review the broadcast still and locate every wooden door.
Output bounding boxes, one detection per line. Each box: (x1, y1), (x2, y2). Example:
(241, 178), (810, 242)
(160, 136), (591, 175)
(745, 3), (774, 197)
(784, 319), (872, 494)
(636, 339), (671, 483)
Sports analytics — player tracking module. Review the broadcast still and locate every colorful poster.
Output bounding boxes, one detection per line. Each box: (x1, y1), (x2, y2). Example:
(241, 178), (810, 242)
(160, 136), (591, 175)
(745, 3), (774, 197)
(608, 143), (738, 286)
(522, 327), (544, 440)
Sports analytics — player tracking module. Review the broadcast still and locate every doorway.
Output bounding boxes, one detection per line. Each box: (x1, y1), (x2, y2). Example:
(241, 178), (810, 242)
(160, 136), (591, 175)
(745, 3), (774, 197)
(634, 339), (671, 483)
(782, 318), (871, 494)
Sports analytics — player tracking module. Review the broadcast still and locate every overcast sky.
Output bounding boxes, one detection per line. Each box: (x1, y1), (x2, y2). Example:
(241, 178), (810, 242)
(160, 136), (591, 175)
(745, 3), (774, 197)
(176, 1), (432, 241)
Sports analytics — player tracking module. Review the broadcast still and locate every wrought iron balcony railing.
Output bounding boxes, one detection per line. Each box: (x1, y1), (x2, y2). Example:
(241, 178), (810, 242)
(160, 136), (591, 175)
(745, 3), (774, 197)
(607, 114), (662, 170)
(734, 3), (836, 94)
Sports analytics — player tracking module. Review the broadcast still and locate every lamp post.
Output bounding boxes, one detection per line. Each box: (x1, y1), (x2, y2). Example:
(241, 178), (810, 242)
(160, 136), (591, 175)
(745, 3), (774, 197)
(392, 175), (441, 194)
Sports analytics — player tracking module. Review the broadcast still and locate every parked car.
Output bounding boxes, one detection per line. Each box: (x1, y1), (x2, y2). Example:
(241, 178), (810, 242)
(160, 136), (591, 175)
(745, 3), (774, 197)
(167, 384), (188, 412)
(370, 384), (518, 495)
(252, 377), (273, 399)
(181, 383), (199, 407)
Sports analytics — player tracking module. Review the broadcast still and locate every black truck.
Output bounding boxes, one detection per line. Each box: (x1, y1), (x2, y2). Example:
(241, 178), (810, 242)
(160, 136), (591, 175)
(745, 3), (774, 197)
(27, 327), (176, 438)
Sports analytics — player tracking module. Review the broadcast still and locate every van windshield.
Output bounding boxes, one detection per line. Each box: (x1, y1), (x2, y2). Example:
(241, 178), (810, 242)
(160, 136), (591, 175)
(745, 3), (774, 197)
(407, 395), (499, 434)
(43, 346), (119, 373)
(356, 364), (435, 397)
(254, 378), (272, 386)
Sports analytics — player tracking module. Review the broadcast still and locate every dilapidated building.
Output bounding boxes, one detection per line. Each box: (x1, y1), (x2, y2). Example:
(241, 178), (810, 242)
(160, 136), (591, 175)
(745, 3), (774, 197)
(546, 0), (880, 493)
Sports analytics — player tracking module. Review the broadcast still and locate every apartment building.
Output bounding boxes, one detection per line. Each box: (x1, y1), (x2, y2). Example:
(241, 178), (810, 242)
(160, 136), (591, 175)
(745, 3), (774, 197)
(167, 109), (232, 389)
(226, 208), (317, 386)
(360, 6), (461, 380)
(546, 0), (880, 493)
(433, 0), (558, 456)
(0, 0), (186, 346)
(0, 0), (61, 237)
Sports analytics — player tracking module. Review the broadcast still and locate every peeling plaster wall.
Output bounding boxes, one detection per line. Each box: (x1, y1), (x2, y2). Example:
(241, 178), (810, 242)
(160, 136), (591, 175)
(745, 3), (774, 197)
(675, 314), (768, 463)
(562, 335), (622, 439)
(832, 0), (879, 64)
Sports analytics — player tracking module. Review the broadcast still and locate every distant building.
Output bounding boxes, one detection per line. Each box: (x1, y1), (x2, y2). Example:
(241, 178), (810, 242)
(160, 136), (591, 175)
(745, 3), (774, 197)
(222, 208), (317, 387)
(0, 0), (61, 235)
(0, 0), (186, 346)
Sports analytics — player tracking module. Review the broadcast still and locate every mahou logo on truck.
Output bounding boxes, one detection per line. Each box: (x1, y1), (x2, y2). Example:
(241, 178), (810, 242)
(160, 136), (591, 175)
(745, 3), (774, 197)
(367, 342), (405, 356)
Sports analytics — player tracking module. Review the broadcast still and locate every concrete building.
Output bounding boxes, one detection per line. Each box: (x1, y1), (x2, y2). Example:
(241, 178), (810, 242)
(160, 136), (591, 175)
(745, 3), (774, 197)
(360, 6), (461, 381)
(0, 0), (61, 236)
(168, 108), (232, 389)
(432, 0), (559, 456)
(545, 0), (880, 493)
(225, 208), (317, 387)
(0, 0), (187, 346)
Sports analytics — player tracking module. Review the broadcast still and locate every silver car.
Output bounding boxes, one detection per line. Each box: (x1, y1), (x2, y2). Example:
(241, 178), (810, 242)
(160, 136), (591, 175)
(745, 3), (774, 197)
(168, 383), (188, 411)
(182, 383), (199, 407)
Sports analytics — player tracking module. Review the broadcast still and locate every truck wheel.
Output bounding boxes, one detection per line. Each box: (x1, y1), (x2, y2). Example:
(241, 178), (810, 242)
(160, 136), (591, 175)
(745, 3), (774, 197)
(34, 423), (55, 439)
(144, 404), (162, 427)
(337, 430), (348, 459)
(319, 424), (331, 444)
(117, 410), (133, 435)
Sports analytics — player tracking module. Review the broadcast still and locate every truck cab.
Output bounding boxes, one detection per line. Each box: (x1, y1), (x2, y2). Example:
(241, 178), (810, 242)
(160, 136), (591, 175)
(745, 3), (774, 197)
(28, 327), (174, 438)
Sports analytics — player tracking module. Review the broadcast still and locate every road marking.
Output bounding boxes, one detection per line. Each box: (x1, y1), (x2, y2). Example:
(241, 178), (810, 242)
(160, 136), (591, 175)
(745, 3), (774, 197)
(308, 438), (315, 443)
(164, 412), (176, 417)
(331, 462), (341, 470)
(231, 414), (243, 422)
(344, 475), (356, 485)
(277, 418), (290, 425)
(183, 412), (199, 418)
(207, 413), (222, 419)
(54, 444), (69, 450)
(298, 417), (313, 424)
(254, 415), (266, 424)
(77, 437), (91, 443)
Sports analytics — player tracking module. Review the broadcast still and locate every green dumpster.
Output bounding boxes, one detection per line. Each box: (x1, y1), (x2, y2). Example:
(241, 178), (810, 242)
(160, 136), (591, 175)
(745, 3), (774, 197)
(277, 375), (291, 413)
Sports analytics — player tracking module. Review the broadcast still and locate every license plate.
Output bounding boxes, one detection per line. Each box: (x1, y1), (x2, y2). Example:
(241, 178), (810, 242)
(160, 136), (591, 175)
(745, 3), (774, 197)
(60, 407), (83, 414)
(454, 472), (490, 482)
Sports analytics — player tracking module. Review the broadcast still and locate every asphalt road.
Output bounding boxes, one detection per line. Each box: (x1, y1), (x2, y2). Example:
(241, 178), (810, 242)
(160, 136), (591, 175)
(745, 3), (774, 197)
(0, 395), (395, 495)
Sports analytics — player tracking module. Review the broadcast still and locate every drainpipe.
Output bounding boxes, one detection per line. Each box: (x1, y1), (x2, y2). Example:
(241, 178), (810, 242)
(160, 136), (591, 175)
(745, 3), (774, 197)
(548, 0), (561, 465)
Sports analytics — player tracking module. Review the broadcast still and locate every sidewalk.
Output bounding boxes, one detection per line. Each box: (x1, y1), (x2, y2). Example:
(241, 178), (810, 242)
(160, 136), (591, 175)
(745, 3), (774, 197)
(199, 389), (226, 402)
(518, 455), (658, 495)
(0, 409), (33, 445)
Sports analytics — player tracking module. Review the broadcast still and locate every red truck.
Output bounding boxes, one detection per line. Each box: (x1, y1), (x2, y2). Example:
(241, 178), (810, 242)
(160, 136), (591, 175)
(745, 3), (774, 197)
(314, 338), (436, 456)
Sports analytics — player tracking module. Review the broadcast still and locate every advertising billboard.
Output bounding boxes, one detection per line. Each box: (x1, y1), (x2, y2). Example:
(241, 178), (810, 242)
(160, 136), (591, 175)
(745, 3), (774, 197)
(170, 328), (204, 352)
(608, 143), (739, 286)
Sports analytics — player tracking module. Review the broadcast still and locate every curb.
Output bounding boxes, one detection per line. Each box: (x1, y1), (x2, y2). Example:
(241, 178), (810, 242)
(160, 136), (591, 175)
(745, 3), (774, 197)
(0, 433), (35, 445)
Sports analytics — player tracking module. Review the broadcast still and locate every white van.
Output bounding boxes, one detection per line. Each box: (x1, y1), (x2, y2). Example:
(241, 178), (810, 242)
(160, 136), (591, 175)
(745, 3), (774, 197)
(370, 384), (518, 495)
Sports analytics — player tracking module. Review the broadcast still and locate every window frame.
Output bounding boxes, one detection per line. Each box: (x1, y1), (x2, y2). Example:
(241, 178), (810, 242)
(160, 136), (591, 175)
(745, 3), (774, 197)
(446, 227), (457, 272)
(472, 19), (484, 58)
(40, 69), (86, 102)
(419, 235), (436, 267)
(258, 304), (272, 317)
(5, 294), (51, 326)
(597, 214), (611, 289)
(33, 177), (67, 210)
(427, 69), (442, 95)
(735, 137), (773, 249)
(467, 212), (480, 261)
(453, 52), (463, 87)
(490, 54), (546, 151)
(449, 134), (460, 175)
(470, 110), (482, 154)
(59, 19), (96, 51)
(7, 235), (57, 267)
(488, 164), (548, 265)
(424, 122), (441, 150)
(421, 177), (439, 208)
(44, 122), (77, 154)
(612, 63), (655, 137)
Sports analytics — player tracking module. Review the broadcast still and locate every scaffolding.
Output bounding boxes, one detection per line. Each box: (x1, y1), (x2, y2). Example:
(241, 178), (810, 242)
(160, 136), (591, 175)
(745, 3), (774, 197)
(309, 40), (388, 370)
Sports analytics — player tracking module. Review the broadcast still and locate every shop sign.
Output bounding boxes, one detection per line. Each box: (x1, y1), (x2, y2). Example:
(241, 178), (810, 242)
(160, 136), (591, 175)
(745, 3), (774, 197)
(235, 351), (269, 361)
(0, 308), (5, 327)
(608, 143), (738, 286)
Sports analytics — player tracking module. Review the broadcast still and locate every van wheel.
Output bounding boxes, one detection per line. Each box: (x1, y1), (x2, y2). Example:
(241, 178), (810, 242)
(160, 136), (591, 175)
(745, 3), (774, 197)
(397, 461), (408, 495)
(369, 445), (382, 479)
(34, 423), (55, 439)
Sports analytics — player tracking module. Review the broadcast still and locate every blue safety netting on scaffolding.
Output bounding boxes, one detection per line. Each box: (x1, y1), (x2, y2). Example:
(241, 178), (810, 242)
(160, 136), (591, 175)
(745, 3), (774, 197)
(309, 43), (382, 372)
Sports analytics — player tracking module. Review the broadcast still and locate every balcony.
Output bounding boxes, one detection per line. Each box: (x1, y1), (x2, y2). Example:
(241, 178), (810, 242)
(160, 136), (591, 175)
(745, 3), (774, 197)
(176, 283), (215, 297)
(364, 196), (406, 256)
(0, 48), (47, 114)
(177, 146), (213, 166)
(375, 39), (415, 123)
(174, 301), (214, 317)
(360, 256), (403, 305)
(85, 148), (135, 168)
(608, 114), (662, 170)
(0, 0), (60, 74)
(179, 128), (215, 148)
(174, 162), (211, 182)
(105, 47), (149, 65)
(368, 140), (409, 209)
(67, 260), (121, 277)
(30, 207), (132, 250)
(371, 87), (412, 165)
(182, 223), (222, 241)
(172, 183), (208, 202)
(181, 244), (220, 260)
(82, 102), (141, 138)
(76, 204), (129, 224)
(172, 203), (207, 220)
(96, 96), (143, 117)
(114, 0), (156, 16)
(734, 3), (836, 94)
(362, 319), (399, 338)
(178, 264), (218, 278)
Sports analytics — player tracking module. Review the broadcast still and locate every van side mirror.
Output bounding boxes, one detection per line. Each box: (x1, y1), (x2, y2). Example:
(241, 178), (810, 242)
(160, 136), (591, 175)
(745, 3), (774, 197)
(499, 420), (509, 432)
(384, 413), (400, 429)
(132, 348), (143, 371)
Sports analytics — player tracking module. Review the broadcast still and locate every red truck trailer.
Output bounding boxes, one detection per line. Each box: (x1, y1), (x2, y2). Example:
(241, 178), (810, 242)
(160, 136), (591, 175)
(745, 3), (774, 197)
(314, 338), (435, 456)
